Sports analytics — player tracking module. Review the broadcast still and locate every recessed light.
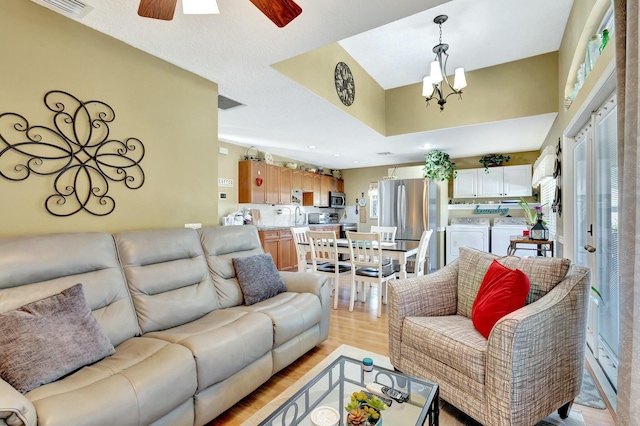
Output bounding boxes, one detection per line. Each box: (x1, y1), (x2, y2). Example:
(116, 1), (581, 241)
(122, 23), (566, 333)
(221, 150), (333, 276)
(333, 154), (340, 157)
(308, 145), (317, 149)
(352, 160), (359, 164)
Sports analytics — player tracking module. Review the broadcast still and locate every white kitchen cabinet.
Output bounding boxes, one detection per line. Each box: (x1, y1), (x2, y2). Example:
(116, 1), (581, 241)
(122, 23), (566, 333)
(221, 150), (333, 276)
(453, 169), (478, 198)
(453, 165), (532, 198)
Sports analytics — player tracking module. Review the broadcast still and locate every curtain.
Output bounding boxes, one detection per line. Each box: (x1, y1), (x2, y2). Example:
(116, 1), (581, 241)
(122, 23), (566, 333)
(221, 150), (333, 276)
(614, 0), (640, 424)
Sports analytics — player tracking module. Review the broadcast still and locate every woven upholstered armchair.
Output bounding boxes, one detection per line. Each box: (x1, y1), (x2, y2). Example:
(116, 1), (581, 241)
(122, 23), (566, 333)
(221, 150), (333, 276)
(388, 247), (591, 426)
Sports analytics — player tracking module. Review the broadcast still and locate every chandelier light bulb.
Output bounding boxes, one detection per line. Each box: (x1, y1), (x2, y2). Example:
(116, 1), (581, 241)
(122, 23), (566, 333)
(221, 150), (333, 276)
(453, 68), (467, 90)
(422, 76), (433, 96)
(430, 61), (443, 84)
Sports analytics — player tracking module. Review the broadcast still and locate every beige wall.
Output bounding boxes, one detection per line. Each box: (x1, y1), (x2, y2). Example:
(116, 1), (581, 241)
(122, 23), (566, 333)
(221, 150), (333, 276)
(385, 53), (559, 135)
(273, 43), (386, 135)
(0, 0), (219, 237)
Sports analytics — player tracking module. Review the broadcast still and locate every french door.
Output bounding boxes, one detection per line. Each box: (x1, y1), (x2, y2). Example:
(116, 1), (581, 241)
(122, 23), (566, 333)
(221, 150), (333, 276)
(573, 94), (619, 390)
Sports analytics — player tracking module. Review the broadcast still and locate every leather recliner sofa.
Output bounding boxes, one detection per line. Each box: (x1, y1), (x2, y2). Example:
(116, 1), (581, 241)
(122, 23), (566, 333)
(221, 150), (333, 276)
(0, 225), (330, 426)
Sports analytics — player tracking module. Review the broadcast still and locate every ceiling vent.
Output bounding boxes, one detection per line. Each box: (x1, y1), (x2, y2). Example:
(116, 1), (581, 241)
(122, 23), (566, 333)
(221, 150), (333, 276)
(218, 95), (245, 111)
(377, 152), (393, 156)
(31, 0), (94, 18)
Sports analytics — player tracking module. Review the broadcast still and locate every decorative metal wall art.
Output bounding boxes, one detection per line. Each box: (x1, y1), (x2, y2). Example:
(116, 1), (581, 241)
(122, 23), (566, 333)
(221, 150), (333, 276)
(551, 137), (562, 216)
(0, 90), (145, 216)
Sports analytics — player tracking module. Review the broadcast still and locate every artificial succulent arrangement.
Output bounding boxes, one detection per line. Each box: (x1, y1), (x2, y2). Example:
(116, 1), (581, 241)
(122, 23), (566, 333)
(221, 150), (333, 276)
(346, 390), (388, 425)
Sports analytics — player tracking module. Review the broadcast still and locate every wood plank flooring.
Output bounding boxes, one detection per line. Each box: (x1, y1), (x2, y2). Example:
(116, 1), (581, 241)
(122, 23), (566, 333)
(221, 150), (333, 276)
(210, 279), (615, 425)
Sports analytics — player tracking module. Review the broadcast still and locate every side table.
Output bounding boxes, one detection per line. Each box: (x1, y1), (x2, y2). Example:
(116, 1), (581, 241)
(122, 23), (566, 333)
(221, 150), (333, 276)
(507, 238), (554, 257)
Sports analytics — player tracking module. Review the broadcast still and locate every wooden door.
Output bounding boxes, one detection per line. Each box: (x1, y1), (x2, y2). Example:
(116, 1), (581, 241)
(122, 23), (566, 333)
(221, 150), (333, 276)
(266, 165), (280, 204)
(280, 168), (292, 204)
(238, 160), (266, 203)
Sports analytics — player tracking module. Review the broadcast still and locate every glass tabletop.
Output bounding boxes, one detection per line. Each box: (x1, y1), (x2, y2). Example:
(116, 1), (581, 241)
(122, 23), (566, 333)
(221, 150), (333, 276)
(257, 355), (439, 426)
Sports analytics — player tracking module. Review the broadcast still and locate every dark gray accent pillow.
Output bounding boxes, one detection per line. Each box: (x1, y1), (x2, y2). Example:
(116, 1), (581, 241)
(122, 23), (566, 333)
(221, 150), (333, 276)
(0, 283), (116, 394)
(232, 254), (286, 305)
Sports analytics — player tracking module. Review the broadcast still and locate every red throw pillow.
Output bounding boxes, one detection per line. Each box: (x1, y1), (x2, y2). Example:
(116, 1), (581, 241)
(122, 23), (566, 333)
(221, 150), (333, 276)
(471, 260), (531, 339)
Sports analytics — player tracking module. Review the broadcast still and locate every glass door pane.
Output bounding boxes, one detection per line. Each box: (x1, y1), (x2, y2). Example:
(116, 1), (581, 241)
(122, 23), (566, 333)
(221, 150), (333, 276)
(595, 104), (619, 389)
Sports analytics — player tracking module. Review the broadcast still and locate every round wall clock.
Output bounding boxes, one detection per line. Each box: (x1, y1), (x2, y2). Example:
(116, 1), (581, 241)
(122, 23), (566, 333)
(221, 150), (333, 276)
(334, 62), (355, 106)
(358, 198), (367, 207)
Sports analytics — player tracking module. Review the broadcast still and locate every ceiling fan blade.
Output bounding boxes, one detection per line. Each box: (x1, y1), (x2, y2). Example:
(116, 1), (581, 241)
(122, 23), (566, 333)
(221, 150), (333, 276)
(249, 0), (302, 28)
(138, 0), (178, 21)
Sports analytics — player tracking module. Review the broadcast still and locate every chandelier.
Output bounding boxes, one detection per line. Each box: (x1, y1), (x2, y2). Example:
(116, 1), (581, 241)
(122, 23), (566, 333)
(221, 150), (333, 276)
(423, 15), (467, 111)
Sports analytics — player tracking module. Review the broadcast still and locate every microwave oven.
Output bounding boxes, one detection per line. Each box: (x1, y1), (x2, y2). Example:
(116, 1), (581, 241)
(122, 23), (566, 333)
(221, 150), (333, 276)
(329, 192), (346, 208)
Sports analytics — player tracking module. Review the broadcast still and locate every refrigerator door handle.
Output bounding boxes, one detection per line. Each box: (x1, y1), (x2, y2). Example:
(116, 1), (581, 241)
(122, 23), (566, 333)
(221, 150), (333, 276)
(400, 184), (406, 236)
(423, 180), (428, 232)
(396, 185), (402, 234)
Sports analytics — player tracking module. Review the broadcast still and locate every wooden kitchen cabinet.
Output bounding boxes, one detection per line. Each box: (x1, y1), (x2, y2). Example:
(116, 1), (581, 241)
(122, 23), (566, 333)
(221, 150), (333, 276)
(320, 175), (332, 207)
(266, 164), (280, 204)
(292, 170), (303, 190)
(238, 160), (267, 203)
(258, 229), (296, 271)
(280, 168), (292, 204)
(302, 172), (314, 192)
(313, 174), (322, 206)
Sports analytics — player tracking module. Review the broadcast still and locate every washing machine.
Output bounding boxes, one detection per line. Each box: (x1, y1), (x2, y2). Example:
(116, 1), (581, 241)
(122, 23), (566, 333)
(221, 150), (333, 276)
(491, 217), (529, 256)
(445, 217), (490, 264)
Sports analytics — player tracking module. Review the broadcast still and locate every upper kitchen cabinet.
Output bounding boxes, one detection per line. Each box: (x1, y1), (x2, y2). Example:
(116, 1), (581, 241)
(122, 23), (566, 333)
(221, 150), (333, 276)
(239, 160), (267, 203)
(453, 165), (532, 198)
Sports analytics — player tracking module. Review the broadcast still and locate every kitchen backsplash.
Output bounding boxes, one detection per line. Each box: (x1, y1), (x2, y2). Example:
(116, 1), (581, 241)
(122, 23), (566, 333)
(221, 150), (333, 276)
(233, 204), (359, 227)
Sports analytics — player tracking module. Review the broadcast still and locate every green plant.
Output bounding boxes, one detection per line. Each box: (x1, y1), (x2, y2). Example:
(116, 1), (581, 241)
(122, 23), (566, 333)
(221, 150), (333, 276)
(423, 150), (457, 181)
(479, 154), (510, 172)
(517, 196), (547, 226)
(346, 390), (388, 425)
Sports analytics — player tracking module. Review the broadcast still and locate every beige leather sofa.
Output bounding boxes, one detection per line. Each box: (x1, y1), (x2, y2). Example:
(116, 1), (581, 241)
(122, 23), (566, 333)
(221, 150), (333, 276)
(0, 225), (330, 426)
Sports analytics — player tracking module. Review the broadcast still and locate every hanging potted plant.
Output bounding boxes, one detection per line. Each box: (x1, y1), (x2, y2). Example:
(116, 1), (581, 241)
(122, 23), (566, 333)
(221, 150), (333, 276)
(423, 150), (457, 181)
(479, 154), (510, 172)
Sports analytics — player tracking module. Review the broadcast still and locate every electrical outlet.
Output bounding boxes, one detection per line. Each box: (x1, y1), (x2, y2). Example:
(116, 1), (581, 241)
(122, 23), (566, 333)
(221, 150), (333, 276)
(184, 223), (202, 229)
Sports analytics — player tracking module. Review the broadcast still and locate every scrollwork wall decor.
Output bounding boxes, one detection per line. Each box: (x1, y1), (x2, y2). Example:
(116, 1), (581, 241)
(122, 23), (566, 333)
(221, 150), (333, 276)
(0, 90), (145, 216)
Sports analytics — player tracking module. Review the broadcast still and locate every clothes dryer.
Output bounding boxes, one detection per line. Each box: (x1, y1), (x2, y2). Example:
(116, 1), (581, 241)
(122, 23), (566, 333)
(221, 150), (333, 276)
(491, 217), (529, 256)
(445, 217), (490, 265)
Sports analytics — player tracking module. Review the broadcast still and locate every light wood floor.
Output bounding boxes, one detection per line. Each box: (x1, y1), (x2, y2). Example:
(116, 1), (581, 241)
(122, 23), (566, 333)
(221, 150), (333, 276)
(210, 279), (616, 425)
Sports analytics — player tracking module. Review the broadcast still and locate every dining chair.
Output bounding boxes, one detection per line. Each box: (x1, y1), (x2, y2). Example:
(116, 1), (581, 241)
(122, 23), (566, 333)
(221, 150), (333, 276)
(395, 229), (434, 277)
(291, 226), (312, 272)
(307, 230), (351, 309)
(346, 231), (397, 317)
(370, 226), (397, 266)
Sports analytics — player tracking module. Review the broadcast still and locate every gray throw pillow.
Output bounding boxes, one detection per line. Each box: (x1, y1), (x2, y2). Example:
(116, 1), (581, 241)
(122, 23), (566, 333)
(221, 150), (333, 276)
(232, 254), (286, 305)
(0, 283), (116, 394)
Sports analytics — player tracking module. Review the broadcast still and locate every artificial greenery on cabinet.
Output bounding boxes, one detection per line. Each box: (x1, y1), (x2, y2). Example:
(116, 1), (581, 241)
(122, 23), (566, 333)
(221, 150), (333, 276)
(423, 150), (457, 181)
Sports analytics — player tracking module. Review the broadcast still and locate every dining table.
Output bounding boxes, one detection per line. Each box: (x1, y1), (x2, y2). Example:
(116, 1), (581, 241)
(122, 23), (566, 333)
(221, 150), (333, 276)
(301, 238), (420, 280)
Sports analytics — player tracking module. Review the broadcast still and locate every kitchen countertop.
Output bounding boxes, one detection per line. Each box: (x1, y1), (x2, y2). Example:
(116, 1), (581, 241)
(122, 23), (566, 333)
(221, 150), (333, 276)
(256, 223), (355, 231)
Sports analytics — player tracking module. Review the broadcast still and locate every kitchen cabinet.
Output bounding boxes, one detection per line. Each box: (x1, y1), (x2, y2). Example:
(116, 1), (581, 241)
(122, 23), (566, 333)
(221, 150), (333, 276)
(453, 165), (532, 198)
(320, 175), (332, 207)
(238, 161), (293, 204)
(258, 229), (296, 271)
(302, 172), (314, 192)
(238, 160), (267, 203)
(313, 174), (322, 206)
(292, 170), (303, 191)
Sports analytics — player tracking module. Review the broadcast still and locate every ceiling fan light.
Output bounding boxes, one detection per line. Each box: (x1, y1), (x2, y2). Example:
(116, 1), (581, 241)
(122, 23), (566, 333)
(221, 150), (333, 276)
(429, 61), (443, 84)
(182, 0), (219, 15)
(453, 68), (467, 90)
(422, 76), (433, 96)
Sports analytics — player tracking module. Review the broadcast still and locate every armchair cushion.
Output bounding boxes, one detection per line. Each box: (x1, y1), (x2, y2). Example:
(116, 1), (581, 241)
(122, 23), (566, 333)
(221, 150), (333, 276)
(471, 260), (530, 338)
(0, 284), (115, 394)
(233, 254), (286, 305)
(457, 247), (571, 317)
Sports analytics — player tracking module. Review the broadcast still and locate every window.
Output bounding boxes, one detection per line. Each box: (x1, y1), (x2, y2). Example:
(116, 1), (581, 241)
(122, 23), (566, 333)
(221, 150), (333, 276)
(540, 178), (557, 240)
(368, 182), (378, 219)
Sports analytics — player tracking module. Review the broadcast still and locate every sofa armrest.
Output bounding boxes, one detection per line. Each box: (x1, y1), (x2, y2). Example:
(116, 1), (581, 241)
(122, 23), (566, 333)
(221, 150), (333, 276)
(0, 379), (36, 426)
(387, 260), (459, 367)
(485, 265), (591, 425)
(280, 271), (330, 341)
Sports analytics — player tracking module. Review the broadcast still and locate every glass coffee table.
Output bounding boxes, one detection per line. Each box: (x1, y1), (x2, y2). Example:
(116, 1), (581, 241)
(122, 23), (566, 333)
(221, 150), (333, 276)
(254, 355), (439, 426)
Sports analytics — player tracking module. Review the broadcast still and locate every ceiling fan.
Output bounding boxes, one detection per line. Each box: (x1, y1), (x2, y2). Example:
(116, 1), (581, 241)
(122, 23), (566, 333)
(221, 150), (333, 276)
(138, 0), (302, 27)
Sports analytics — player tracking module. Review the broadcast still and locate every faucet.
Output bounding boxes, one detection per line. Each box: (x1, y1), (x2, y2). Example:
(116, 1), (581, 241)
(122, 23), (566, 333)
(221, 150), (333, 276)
(280, 206), (293, 225)
(294, 206), (303, 225)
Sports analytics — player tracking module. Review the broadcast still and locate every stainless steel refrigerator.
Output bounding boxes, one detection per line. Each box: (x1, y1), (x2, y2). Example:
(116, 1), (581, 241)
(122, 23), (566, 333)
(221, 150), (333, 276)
(378, 178), (439, 271)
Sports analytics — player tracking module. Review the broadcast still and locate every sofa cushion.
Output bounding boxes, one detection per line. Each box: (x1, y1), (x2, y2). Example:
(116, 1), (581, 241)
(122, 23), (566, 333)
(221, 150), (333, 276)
(230, 291), (323, 347)
(199, 226), (265, 309)
(0, 284), (115, 394)
(403, 315), (488, 384)
(0, 232), (139, 347)
(233, 254), (286, 305)
(457, 247), (571, 318)
(471, 260), (530, 338)
(145, 309), (274, 392)
(114, 228), (219, 333)
(26, 337), (197, 426)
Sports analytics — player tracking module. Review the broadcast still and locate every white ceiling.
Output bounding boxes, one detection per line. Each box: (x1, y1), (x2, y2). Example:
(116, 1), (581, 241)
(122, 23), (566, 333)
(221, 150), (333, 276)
(36, 0), (574, 170)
